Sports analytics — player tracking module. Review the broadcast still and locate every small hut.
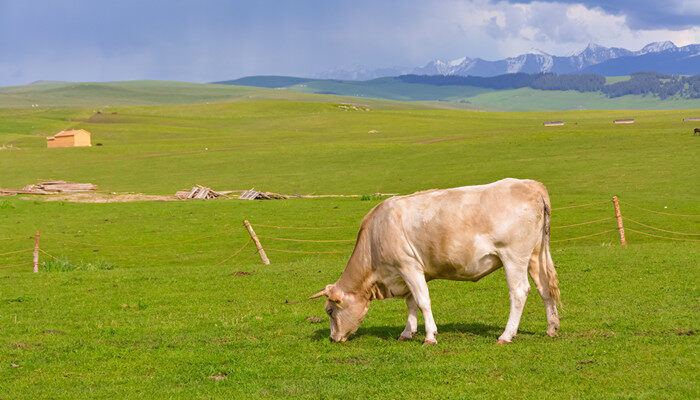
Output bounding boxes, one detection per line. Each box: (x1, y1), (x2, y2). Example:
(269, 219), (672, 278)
(543, 121), (565, 126)
(613, 119), (634, 124)
(46, 129), (92, 148)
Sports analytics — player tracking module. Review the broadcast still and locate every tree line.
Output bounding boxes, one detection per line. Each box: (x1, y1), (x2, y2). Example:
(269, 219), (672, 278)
(397, 72), (699, 99)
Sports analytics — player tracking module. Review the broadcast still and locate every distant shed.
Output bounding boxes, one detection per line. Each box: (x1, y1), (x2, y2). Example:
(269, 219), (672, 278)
(614, 119), (635, 124)
(543, 121), (565, 126)
(46, 129), (92, 148)
(683, 117), (700, 122)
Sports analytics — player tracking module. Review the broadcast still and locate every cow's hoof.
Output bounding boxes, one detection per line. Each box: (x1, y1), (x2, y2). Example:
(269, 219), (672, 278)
(398, 335), (413, 341)
(546, 330), (559, 338)
(422, 338), (437, 346)
(496, 339), (511, 345)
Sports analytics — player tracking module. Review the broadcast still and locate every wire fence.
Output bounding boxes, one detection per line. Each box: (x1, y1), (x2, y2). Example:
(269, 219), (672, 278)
(1, 197), (698, 270)
(248, 197), (699, 257)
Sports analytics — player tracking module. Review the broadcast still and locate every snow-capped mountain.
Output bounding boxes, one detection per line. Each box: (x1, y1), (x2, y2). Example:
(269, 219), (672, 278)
(316, 42), (698, 79)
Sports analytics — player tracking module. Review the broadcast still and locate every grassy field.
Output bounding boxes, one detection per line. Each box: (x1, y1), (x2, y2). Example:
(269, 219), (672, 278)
(1, 96), (698, 398)
(0, 81), (460, 110)
(465, 87), (700, 111)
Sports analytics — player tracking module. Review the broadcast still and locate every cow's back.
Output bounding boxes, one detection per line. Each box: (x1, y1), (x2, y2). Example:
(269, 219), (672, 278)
(364, 178), (548, 281)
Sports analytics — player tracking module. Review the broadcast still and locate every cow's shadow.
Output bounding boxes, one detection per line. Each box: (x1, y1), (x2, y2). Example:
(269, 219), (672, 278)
(310, 322), (535, 342)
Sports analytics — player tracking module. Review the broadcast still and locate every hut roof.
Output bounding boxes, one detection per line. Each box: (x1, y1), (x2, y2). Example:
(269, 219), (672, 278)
(54, 129), (90, 137)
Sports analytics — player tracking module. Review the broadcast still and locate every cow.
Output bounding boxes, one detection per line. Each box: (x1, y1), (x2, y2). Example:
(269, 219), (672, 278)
(309, 178), (561, 345)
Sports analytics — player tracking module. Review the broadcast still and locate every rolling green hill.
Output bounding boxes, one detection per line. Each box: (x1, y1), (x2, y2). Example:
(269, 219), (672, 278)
(216, 75), (700, 111)
(0, 80), (465, 110)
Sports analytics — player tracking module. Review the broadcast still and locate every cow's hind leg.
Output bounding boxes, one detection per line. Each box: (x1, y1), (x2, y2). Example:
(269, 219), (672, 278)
(400, 267), (438, 345)
(528, 252), (559, 337)
(497, 254), (531, 344)
(398, 295), (418, 341)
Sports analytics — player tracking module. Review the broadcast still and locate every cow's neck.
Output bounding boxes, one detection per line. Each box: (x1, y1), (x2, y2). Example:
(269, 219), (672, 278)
(335, 228), (390, 301)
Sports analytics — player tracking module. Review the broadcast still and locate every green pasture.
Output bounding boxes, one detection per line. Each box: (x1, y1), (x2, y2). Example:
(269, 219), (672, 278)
(0, 81), (458, 110)
(1, 98), (698, 398)
(465, 87), (700, 111)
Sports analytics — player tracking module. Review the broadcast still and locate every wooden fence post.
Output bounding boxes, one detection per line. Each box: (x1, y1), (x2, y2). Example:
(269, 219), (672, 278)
(243, 220), (270, 265)
(33, 230), (40, 273)
(612, 196), (626, 245)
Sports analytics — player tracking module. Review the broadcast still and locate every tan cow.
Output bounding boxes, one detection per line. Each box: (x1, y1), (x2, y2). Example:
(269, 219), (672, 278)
(310, 178), (561, 345)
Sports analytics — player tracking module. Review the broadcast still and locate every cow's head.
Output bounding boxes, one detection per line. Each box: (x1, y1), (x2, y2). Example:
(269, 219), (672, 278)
(309, 284), (369, 342)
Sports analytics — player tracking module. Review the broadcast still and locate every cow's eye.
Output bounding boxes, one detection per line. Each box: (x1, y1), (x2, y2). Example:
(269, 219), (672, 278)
(326, 308), (333, 316)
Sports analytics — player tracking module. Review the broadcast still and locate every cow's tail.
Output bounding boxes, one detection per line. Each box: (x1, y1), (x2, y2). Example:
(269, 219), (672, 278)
(541, 198), (562, 308)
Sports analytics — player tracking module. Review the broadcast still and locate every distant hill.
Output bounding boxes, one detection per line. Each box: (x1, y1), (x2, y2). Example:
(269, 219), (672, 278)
(212, 76), (315, 88)
(0, 80), (463, 110)
(316, 42), (699, 79)
(215, 72), (700, 111)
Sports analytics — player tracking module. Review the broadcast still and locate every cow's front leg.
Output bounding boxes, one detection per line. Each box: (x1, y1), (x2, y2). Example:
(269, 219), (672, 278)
(398, 296), (418, 341)
(401, 269), (438, 345)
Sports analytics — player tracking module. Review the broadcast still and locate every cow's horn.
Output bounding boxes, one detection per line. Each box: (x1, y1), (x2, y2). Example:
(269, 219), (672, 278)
(308, 288), (328, 299)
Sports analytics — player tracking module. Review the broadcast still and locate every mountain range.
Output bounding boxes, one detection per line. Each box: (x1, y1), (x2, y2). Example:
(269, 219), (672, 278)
(316, 42), (699, 79)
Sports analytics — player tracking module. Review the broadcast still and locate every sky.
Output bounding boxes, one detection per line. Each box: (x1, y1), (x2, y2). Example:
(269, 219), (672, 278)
(0, 0), (698, 86)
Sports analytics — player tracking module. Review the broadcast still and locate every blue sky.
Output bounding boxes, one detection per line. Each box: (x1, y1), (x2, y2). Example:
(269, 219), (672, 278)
(0, 0), (698, 86)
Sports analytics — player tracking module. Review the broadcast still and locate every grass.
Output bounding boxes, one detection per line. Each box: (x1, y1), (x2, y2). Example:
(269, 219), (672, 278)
(41, 256), (115, 272)
(0, 95), (698, 398)
(0, 80), (463, 110)
(287, 77), (493, 102)
(464, 87), (700, 111)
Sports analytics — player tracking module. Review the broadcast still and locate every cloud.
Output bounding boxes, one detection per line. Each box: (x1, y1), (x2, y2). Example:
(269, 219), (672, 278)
(428, 1), (699, 58)
(508, 1), (700, 30)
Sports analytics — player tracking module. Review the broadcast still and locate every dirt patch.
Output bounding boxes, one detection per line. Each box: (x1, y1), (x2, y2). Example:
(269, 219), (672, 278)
(12, 343), (27, 349)
(208, 372), (227, 381)
(284, 300), (298, 305)
(580, 330), (615, 338)
(306, 317), (323, 323)
(416, 137), (463, 144)
(40, 192), (177, 203)
(40, 330), (66, 335)
(676, 330), (695, 336)
(232, 271), (253, 276)
(334, 358), (369, 365)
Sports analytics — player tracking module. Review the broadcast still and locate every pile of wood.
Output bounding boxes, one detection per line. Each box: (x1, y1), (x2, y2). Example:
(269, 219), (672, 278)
(0, 180), (97, 195)
(175, 185), (231, 200)
(175, 185), (397, 201)
(25, 181), (97, 193)
(238, 188), (289, 200)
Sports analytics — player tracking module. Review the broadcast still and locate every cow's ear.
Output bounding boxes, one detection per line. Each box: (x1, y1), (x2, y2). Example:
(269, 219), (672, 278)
(327, 285), (343, 304)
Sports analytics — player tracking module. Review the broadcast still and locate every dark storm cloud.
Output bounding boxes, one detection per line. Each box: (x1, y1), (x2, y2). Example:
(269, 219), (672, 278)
(507, 0), (699, 30)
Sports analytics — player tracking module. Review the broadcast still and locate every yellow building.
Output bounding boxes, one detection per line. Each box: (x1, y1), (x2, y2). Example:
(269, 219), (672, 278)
(46, 129), (92, 148)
